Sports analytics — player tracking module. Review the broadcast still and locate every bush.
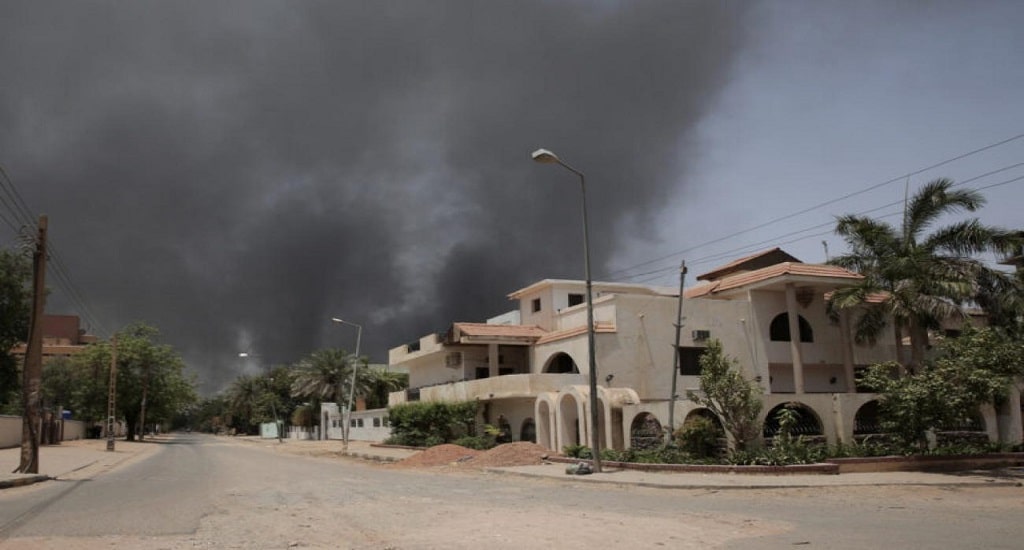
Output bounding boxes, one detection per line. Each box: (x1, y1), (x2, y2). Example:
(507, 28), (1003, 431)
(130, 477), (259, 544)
(674, 416), (724, 459)
(385, 401), (479, 447)
(453, 434), (497, 450)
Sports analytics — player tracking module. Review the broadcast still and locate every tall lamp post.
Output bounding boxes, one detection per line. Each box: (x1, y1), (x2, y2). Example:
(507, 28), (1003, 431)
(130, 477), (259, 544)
(531, 148), (602, 473)
(331, 317), (362, 451)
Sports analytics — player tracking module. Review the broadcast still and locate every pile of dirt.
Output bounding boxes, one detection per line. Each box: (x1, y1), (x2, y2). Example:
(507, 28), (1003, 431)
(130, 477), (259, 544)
(464, 442), (551, 469)
(392, 442), (554, 470)
(392, 444), (481, 468)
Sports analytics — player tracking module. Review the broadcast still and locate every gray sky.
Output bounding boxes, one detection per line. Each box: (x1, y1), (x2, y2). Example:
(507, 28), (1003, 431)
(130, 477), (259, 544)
(2, 1), (1022, 393)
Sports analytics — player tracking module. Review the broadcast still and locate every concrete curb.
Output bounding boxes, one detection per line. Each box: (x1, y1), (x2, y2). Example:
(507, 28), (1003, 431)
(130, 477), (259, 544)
(0, 474), (50, 489)
(482, 467), (1024, 491)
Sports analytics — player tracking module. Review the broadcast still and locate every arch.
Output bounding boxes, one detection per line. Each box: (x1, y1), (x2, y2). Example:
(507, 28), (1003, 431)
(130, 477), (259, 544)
(769, 313), (813, 343)
(544, 352), (580, 374)
(683, 408), (724, 432)
(534, 394), (557, 451)
(557, 392), (583, 449)
(520, 418), (537, 443)
(763, 402), (823, 438)
(629, 412), (663, 450)
(853, 401), (882, 435)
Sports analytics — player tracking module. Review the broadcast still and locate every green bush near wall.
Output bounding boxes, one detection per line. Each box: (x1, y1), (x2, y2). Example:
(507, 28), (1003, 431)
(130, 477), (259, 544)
(385, 401), (479, 448)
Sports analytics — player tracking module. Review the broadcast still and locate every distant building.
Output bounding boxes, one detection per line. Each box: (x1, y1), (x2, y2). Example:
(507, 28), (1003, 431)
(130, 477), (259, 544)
(11, 314), (98, 362)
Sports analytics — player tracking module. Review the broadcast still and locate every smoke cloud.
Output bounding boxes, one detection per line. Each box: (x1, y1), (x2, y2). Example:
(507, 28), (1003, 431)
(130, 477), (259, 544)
(1, 1), (753, 392)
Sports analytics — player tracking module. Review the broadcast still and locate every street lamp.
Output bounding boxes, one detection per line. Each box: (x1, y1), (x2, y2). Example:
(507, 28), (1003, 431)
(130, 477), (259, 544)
(531, 148), (602, 473)
(331, 317), (363, 451)
(238, 351), (282, 443)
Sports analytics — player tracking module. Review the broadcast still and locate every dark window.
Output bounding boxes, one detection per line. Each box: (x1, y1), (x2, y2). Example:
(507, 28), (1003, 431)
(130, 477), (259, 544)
(769, 313), (813, 342)
(532, 298), (542, 312)
(372, 417), (381, 428)
(568, 293), (585, 307)
(475, 367), (490, 379)
(499, 367), (514, 376)
(545, 353), (579, 374)
(677, 347), (707, 376)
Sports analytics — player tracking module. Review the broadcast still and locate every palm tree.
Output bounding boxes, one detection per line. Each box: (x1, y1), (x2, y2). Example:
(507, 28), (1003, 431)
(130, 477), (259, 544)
(829, 178), (1021, 371)
(363, 370), (408, 409)
(227, 375), (264, 434)
(290, 348), (370, 406)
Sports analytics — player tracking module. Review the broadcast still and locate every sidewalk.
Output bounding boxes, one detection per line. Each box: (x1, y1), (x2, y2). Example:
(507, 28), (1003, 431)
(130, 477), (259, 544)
(483, 462), (1024, 490)
(0, 437), (160, 490)
(271, 439), (1024, 490)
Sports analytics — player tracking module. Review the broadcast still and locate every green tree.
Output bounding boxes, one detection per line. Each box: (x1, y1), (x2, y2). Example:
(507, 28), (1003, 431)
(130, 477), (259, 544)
(830, 179), (1022, 370)
(363, 369), (408, 409)
(290, 348), (373, 414)
(686, 339), (763, 452)
(861, 326), (1024, 450)
(0, 249), (31, 412)
(114, 324), (197, 440)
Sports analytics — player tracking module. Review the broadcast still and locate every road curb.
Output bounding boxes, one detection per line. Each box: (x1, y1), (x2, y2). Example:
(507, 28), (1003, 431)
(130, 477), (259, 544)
(0, 474), (50, 489)
(482, 467), (1024, 490)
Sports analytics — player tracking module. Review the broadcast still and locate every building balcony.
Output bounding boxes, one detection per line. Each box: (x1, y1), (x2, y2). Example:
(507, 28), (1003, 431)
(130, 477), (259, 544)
(389, 373), (585, 406)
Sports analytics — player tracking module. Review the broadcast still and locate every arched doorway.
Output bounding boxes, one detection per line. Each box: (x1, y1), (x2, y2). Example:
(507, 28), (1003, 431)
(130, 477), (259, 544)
(763, 402), (823, 439)
(854, 401), (882, 436)
(558, 395), (581, 448)
(520, 418), (537, 443)
(629, 412), (663, 450)
(544, 353), (579, 374)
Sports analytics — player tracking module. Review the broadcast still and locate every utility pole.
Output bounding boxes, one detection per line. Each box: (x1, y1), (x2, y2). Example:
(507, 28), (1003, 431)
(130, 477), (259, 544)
(106, 334), (118, 451)
(15, 215), (47, 474)
(667, 260), (687, 441)
(139, 362), (149, 441)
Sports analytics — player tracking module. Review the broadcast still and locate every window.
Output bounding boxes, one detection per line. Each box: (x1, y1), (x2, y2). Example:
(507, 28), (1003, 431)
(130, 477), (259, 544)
(475, 367), (490, 379)
(350, 418), (357, 427)
(532, 298), (542, 312)
(373, 417), (381, 428)
(677, 347), (707, 376)
(769, 313), (813, 342)
(568, 293), (585, 307)
(499, 367), (514, 376)
(357, 418), (364, 428)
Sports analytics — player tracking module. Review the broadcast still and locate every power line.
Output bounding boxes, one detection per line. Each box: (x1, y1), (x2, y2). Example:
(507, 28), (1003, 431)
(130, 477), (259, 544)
(615, 170), (1024, 286)
(605, 133), (1024, 280)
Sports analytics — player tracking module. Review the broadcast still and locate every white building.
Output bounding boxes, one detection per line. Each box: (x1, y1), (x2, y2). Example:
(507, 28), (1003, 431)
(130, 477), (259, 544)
(388, 249), (1024, 451)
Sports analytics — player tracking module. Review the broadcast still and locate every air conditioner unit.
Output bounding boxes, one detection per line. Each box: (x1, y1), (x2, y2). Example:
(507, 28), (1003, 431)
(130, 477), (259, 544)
(692, 330), (711, 341)
(445, 352), (463, 368)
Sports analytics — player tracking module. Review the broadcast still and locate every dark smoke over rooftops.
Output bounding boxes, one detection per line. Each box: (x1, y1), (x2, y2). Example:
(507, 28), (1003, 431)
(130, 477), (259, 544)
(1, 1), (753, 393)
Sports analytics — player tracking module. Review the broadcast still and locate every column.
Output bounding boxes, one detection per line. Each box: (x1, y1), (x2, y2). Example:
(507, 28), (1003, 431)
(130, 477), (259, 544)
(785, 283), (805, 394)
(488, 343), (499, 377)
(839, 309), (856, 393)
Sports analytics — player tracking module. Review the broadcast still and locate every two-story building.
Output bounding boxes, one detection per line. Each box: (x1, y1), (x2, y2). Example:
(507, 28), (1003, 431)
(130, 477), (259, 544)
(388, 249), (1024, 451)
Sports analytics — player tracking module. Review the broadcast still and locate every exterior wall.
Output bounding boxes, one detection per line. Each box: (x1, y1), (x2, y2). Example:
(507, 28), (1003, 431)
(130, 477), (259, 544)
(417, 373), (584, 402)
(1, 416), (89, 449)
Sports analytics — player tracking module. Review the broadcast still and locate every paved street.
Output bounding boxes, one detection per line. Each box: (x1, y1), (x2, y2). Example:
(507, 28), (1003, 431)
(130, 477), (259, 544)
(1, 434), (1022, 549)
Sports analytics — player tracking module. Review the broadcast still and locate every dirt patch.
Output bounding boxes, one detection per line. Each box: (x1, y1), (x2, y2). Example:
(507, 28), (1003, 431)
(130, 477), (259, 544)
(465, 442), (552, 469)
(392, 444), (481, 468)
(393, 442), (553, 470)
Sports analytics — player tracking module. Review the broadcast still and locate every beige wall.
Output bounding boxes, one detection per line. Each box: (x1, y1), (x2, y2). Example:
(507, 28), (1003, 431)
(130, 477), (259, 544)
(1, 416), (88, 449)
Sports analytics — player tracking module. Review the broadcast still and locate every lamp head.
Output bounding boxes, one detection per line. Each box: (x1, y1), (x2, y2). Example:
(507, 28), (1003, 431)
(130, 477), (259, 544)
(331, 318), (344, 324)
(531, 148), (560, 164)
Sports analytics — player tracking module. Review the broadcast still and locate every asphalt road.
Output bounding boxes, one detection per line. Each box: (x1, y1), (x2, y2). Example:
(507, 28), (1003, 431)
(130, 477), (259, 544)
(1, 434), (1021, 549)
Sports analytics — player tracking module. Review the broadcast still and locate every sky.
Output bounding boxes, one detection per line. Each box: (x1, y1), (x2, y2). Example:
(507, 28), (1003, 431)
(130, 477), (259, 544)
(1, 1), (1022, 394)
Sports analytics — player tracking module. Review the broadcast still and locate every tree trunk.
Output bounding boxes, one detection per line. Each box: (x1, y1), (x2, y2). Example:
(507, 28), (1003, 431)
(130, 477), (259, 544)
(908, 319), (929, 374)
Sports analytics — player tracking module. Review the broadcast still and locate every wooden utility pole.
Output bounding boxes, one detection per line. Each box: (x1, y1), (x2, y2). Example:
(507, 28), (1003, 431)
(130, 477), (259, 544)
(14, 215), (47, 474)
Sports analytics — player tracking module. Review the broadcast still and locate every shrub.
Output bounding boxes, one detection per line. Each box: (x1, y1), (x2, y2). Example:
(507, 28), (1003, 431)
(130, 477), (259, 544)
(675, 416), (724, 459)
(385, 401), (479, 447)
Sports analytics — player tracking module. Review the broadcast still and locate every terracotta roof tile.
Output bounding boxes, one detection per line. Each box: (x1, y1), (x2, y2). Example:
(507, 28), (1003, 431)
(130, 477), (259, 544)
(686, 262), (862, 298)
(696, 248), (802, 281)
